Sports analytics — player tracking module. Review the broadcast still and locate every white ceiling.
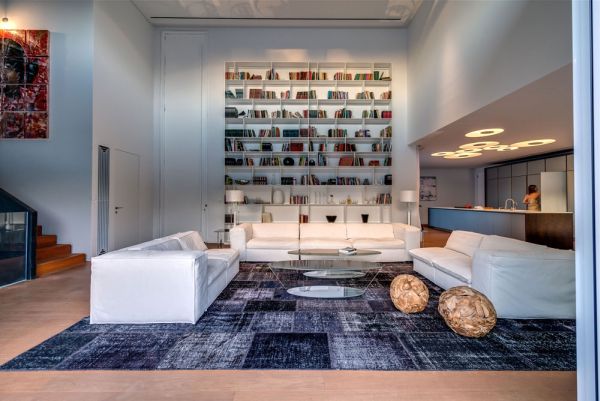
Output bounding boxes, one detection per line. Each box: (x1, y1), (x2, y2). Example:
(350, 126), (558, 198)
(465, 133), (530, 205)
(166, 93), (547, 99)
(416, 64), (573, 169)
(132, 0), (423, 27)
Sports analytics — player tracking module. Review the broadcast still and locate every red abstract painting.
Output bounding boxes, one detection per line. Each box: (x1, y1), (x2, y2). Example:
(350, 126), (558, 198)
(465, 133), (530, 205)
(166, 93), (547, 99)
(0, 30), (49, 139)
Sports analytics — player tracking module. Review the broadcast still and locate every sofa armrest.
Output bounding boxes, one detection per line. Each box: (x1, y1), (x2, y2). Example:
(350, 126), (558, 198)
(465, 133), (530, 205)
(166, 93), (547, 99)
(230, 223), (252, 259)
(392, 223), (421, 251)
(91, 250), (208, 323)
(471, 249), (575, 319)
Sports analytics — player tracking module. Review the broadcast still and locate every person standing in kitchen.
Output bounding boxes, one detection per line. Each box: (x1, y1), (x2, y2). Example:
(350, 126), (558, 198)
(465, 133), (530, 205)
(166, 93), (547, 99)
(523, 185), (541, 211)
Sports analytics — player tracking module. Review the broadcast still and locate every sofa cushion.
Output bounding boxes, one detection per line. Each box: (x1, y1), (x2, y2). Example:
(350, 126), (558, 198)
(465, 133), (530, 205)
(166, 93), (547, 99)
(252, 223), (298, 239)
(207, 259), (228, 286)
(300, 223), (347, 239)
(432, 254), (472, 284)
(409, 247), (460, 266)
(247, 238), (299, 249)
(445, 230), (485, 257)
(127, 238), (183, 251)
(172, 231), (208, 251)
(479, 235), (547, 252)
(347, 223), (394, 240)
(205, 248), (239, 265)
(300, 238), (352, 249)
(351, 238), (405, 249)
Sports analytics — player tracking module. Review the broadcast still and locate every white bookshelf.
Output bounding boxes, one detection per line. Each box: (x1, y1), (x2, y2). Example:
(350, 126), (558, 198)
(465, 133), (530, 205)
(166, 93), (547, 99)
(224, 61), (393, 226)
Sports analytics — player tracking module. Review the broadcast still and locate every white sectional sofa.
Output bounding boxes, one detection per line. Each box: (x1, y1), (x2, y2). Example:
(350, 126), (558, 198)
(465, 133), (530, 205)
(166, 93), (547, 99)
(409, 230), (575, 319)
(90, 231), (239, 324)
(230, 222), (421, 262)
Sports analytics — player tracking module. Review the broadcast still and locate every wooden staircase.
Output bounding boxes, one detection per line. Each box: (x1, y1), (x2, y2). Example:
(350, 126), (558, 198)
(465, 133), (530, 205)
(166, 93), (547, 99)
(36, 225), (86, 277)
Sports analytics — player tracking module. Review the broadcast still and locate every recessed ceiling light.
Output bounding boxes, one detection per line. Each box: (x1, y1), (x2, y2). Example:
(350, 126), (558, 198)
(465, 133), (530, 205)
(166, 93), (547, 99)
(431, 151), (456, 157)
(465, 128), (504, 138)
(510, 139), (556, 148)
(497, 146), (520, 151)
(460, 141), (500, 150)
(444, 153), (482, 159)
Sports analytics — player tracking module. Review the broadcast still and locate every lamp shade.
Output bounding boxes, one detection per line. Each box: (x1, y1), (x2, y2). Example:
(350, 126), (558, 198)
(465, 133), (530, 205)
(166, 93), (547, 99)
(399, 190), (417, 203)
(225, 190), (244, 203)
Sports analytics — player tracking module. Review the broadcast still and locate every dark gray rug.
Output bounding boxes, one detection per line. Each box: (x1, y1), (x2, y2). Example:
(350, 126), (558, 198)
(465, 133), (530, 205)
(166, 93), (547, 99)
(0, 262), (576, 370)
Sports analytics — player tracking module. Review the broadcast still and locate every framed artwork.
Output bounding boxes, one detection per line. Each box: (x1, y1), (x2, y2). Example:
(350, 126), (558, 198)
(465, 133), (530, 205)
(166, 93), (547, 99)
(420, 176), (437, 201)
(0, 29), (49, 139)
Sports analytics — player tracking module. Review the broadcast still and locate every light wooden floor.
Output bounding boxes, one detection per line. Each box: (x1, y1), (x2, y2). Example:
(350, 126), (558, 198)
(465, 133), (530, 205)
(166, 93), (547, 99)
(0, 232), (576, 401)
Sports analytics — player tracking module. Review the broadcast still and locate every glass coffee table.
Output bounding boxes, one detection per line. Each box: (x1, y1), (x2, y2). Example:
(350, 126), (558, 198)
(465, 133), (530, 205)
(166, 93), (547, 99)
(288, 248), (381, 260)
(269, 259), (382, 298)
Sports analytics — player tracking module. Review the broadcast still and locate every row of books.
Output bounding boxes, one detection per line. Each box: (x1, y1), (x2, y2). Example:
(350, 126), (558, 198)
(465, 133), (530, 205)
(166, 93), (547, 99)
(225, 129), (257, 137)
(328, 128), (348, 137)
(304, 110), (327, 118)
(226, 70), (390, 81)
(380, 126), (392, 137)
(290, 195), (309, 205)
(376, 193), (392, 204)
(253, 176), (268, 185)
(259, 127), (280, 137)
(225, 139), (245, 151)
(380, 91), (392, 100)
(371, 143), (392, 152)
(334, 108), (352, 118)
(299, 214), (309, 224)
(296, 90), (317, 99)
(249, 89), (277, 99)
(233, 109), (391, 119)
(259, 157), (282, 166)
(361, 110), (392, 118)
(301, 174), (321, 185)
(356, 91), (374, 100)
(327, 91), (348, 99)
(281, 143), (304, 151)
(225, 89), (244, 99)
(225, 107), (238, 118)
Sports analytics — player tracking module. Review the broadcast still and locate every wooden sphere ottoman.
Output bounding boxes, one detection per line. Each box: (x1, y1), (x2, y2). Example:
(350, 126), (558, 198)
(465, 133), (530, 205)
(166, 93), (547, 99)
(390, 274), (429, 313)
(438, 286), (497, 338)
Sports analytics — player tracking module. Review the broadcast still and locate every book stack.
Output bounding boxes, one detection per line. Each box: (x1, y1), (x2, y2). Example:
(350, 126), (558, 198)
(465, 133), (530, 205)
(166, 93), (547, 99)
(225, 107), (238, 118)
(281, 177), (296, 185)
(334, 143), (356, 151)
(328, 128), (347, 137)
(296, 90), (317, 99)
(248, 110), (268, 118)
(303, 110), (327, 118)
(299, 214), (309, 224)
(272, 110), (300, 118)
(380, 126), (392, 137)
(372, 143), (382, 152)
(354, 129), (370, 137)
(381, 111), (392, 118)
(249, 89), (263, 99)
(327, 91), (348, 99)
(225, 72), (263, 80)
(356, 91), (375, 100)
(283, 129), (300, 138)
(383, 143), (392, 151)
(336, 177), (361, 185)
(290, 195), (308, 204)
(334, 72), (352, 80)
(354, 73), (374, 80)
(235, 89), (244, 98)
(280, 90), (291, 99)
(317, 153), (327, 166)
(300, 127), (317, 137)
(301, 174), (321, 185)
(380, 91), (392, 100)
(384, 157), (392, 166)
(259, 127), (280, 137)
(253, 176), (268, 185)
(224, 139), (245, 151)
(225, 90), (236, 98)
(225, 129), (256, 137)
(265, 69), (279, 80)
(335, 109), (352, 118)
(362, 110), (380, 118)
(259, 157), (281, 166)
(289, 71), (327, 80)
(376, 193), (392, 204)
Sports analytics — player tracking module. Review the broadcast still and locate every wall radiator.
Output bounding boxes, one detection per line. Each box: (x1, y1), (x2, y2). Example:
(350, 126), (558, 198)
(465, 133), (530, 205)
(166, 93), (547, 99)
(97, 146), (110, 255)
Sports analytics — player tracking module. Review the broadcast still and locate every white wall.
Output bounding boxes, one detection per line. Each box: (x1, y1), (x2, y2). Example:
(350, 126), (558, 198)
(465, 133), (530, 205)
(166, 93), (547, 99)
(158, 28), (419, 240)
(91, 1), (155, 255)
(0, 0), (93, 255)
(419, 168), (475, 225)
(407, 0), (572, 143)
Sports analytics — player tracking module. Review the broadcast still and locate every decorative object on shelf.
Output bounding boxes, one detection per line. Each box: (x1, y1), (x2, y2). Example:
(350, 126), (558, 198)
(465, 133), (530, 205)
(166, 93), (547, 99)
(326, 215), (337, 223)
(0, 30), (50, 139)
(361, 214), (369, 223)
(235, 179), (249, 185)
(272, 189), (284, 204)
(283, 157), (294, 166)
(225, 190), (245, 226)
(399, 190), (417, 226)
(390, 274), (429, 313)
(384, 174), (392, 185)
(438, 286), (497, 338)
(420, 176), (437, 201)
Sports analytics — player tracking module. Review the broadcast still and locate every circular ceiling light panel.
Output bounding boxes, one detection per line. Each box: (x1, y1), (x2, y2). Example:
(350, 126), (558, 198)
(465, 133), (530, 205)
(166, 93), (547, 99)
(459, 141), (500, 150)
(465, 128), (504, 138)
(455, 149), (481, 154)
(483, 144), (510, 150)
(510, 139), (556, 148)
(431, 151), (456, 157)
(496, 146), (520, 152)
(444, 153), (482, 159)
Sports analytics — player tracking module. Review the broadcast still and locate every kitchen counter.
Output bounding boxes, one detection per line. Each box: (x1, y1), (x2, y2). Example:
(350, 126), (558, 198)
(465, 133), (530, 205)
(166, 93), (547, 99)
(428, 207), (574, 250)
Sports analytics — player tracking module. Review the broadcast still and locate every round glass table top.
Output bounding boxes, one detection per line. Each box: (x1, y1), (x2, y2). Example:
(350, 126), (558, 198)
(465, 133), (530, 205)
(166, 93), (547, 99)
(288, 248), (381, 257)
(271, 259), (381, 271)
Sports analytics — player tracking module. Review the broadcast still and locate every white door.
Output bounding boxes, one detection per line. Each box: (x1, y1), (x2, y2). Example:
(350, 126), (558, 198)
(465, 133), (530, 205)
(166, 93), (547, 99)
(109, 149), (140, 250)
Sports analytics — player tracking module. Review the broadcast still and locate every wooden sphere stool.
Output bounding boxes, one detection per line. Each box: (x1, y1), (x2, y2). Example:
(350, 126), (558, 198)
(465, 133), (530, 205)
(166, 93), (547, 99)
(438, 286), (497, 338)
(390, 274), (429, 313)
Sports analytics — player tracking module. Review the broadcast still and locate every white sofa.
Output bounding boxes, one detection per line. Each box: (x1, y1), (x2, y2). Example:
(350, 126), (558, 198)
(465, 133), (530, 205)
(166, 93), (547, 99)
(230, 222), (421, 262)
(90, 231), (239, 324)
(409, 230), (575, 319)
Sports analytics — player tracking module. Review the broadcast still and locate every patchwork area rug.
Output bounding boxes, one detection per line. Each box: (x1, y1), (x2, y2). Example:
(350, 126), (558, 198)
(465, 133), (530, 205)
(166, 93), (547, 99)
(1, 262), (576, 370)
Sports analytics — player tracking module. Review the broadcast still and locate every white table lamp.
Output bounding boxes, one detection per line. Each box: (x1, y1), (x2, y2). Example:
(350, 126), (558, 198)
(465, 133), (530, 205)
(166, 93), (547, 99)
(225, 190), (244, 226)
(399, 190), (417, 226)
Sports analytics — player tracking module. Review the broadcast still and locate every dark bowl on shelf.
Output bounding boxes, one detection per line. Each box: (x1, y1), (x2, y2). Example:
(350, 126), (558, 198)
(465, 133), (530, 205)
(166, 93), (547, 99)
(326, 215), (337, 223)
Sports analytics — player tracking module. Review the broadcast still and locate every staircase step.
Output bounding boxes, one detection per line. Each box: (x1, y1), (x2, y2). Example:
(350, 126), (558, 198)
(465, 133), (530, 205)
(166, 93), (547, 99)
(36, 225), (43, 236)
(36, 253), (86, 277)
(36, 244), (72, 262)
(37, 235), (57, 248)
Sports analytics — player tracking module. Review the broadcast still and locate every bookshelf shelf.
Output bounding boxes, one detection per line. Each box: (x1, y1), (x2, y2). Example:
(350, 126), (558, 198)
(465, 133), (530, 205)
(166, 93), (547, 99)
(224, 61), (393, 224)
